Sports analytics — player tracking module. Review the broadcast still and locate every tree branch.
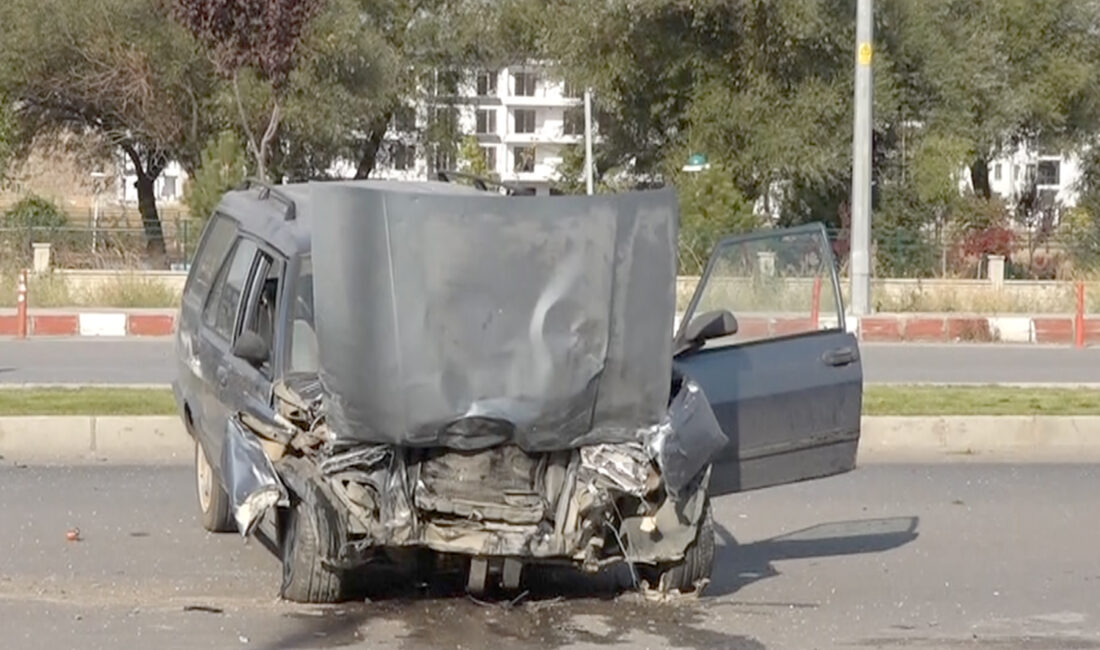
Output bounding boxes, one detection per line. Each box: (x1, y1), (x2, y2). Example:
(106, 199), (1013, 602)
(232, 71), (262, 170)
(119, 141), (146, 178)
(257, 97), (282, 181)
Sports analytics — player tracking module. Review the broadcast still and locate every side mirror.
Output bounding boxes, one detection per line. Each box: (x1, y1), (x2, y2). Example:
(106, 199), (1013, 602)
(232, 331), (269, 367)
(684, 309), (738, 344)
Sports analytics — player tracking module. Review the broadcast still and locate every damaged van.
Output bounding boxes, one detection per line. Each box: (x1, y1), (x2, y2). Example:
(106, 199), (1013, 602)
(172, 179), (863, 603)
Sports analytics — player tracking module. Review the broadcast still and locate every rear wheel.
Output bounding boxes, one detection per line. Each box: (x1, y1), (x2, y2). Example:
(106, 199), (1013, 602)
(641, 496), (715, 595)
(195, 441), (234, 533)
(279, 497), (346, 603)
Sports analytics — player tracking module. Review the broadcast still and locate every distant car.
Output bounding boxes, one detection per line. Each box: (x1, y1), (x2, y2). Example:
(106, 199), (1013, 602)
(171, 178), (863, 603)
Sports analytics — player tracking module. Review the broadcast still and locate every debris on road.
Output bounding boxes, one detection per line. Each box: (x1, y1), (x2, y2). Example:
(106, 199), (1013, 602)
(65, 528), (81, 542)
(183, 605), (224, 614)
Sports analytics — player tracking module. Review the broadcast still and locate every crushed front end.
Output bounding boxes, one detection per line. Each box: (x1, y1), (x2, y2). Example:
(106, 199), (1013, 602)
(227, 371), (725, 593)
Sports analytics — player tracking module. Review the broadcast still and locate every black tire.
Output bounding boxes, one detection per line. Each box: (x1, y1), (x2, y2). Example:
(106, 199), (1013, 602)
(195, 441), (235, 533)
(644, 496), (715, 595)
(279, 497), (346, 603)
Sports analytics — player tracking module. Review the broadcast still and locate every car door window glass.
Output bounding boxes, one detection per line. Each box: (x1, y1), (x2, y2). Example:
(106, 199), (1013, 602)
(288, 256), (318, 373)
(686, 228), (841, 347)
(239, 253), (282, 377)
(189, 215), (237, 297)
(203, 239), (259, 341)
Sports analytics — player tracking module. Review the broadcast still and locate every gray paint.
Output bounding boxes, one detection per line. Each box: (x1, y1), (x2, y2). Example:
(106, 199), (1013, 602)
(674, 224), (864, 495)
(309, 183), (677, 451)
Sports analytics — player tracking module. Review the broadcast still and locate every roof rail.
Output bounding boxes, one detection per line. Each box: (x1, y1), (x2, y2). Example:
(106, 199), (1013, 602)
(435, 170), (516, 196)
(236, 177), (298, 221)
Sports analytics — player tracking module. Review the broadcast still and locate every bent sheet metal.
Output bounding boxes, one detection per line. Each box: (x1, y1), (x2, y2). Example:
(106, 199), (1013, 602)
(222, 417), (288, 536)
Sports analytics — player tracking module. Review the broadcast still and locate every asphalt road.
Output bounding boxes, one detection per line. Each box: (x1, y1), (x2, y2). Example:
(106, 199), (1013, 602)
(1, 460), (1097, 650)
(4, 338), (1100, 386)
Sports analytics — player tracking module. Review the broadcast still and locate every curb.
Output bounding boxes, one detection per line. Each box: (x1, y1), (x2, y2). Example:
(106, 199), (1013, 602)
(0, 416), (191, 463)
(1, 415), (1097, 465)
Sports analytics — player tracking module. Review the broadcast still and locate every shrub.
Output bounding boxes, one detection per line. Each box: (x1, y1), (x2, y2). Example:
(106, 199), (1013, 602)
(0, 194), (68, 262)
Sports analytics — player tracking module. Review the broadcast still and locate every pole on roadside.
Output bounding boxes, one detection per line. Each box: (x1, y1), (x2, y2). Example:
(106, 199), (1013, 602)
(850, 0), (873, 316)
(584, 89), (594, 196)
(1075, 281), (1086, 348)
(16, 268), (28, 339)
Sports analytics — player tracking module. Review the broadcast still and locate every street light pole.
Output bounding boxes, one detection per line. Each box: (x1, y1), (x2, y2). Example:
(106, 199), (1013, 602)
(584, 89), (594, 196)
(850, 0), (873, 316)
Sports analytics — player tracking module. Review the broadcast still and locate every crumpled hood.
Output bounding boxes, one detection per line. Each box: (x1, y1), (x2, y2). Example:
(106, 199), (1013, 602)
(308, 182), (677, 451)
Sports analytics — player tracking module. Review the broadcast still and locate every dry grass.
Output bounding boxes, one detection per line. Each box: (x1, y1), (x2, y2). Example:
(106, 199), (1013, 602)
(0, 269), (180, 308)
(864, 385), (1100, 416)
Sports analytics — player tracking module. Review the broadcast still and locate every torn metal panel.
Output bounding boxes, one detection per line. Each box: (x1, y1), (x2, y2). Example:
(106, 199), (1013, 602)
(619, 467), (711, 563)
(647, 378), (727, 498)
(222, 417), (288, 537)
(309, 183), (677, 452)
(578, 443), (651, 496)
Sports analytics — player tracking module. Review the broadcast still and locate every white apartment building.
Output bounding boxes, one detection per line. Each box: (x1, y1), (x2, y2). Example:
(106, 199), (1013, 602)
(116, 158), (189, 205)
(982, 144), (1081, 212)
(372, 65), (588, 195)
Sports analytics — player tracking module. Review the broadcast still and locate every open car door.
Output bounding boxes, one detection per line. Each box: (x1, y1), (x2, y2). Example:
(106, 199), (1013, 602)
(674, 223), (863, 495)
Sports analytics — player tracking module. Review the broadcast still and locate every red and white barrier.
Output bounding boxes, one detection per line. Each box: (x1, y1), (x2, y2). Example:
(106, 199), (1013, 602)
(0, 310), (178, 337)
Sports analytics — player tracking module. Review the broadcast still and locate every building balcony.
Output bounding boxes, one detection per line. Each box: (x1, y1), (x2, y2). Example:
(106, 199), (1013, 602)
(501, 132), (583, 146)
(501, 95), (584, 108)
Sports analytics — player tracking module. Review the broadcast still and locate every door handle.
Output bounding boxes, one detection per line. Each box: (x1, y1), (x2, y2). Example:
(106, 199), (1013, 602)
(823, 346), (858, 366)
(215, 366), (229, 387)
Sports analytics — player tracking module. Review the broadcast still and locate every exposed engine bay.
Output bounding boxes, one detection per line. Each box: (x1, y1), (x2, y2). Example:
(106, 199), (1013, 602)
(223, 370), (726, 576)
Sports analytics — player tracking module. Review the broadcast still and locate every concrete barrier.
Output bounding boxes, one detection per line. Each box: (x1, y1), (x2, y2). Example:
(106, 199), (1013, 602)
(1, 415), (1097, 465)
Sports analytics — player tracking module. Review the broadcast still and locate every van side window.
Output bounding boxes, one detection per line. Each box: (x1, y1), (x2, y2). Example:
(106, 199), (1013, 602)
(188, 215), (237, 298)
(203, 238), (259, 341)
(288, 256), (318, 373)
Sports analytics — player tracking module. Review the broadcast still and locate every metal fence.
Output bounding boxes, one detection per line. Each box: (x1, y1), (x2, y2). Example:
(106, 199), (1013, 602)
(0, 220), (200, 269)
(678, 225), (1100, 280)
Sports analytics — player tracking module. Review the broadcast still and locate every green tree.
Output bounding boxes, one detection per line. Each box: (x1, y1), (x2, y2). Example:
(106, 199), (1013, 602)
(675, 164), (760, 274)
(0, 194), (68, 260)
(0, 99), (15, 185)
(457, 136), (492, 178)
(184, 131), (250, 222)
(171, 0), (327, 182)
(0, 0), (220, 265)
(889, 0), (1100, 197)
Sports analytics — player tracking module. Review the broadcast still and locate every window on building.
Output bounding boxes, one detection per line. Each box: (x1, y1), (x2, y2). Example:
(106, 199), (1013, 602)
(476, 70), (498, 96)
(514, 109), (536, 134)
(563, 82), (582, 99)
(430, 106), (459, 143)
(160, 175), (177, 200)
(432, 144), (455, 173)
(513, 146), (536, 173)
(437, 69), (460, 96)
(481, 146), (497, 173)
(1037, 160), (1061, 186)
(1012, 164), (1019, 181)
(391, 143), (416, 171)
(993, 164), (1002, 181)
(393, 105), (416, 132)
(512, 71), (537, 97)
(563, 107), (585, 136)
(476, 109), (497, 134)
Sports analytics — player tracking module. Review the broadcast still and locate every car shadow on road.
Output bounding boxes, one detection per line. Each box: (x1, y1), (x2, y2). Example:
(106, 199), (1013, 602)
(706, 516), (920, 597)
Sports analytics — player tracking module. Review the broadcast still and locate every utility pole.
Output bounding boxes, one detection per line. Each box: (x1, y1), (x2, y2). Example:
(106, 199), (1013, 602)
(584, 89), (594, 195)
(850, 0), (873, 316)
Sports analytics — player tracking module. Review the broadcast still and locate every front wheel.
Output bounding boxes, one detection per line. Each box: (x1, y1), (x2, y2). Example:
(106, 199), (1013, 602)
(279, 498), (347, 603)
(641, 496), (715, 595)
(195, 441), (234, 533)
